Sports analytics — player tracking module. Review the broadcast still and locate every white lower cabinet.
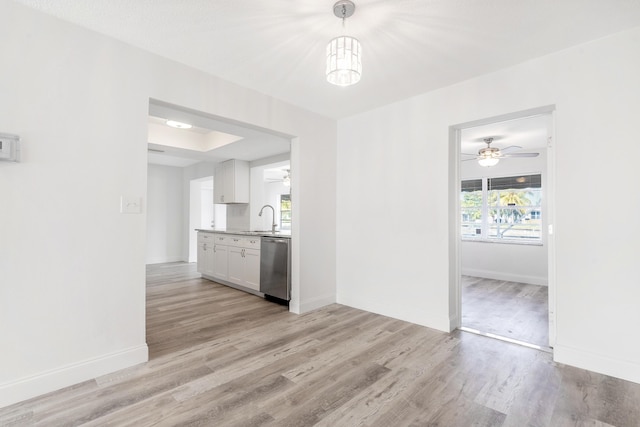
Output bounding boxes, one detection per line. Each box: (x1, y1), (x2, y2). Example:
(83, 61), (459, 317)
(197, 234), (215, 277)
(197, 232), (260, 292)
(228, 246), (244, 285)
(243, 248), (260, 290)
(212, 241), (229, 280)
(227, 236), (261, 291)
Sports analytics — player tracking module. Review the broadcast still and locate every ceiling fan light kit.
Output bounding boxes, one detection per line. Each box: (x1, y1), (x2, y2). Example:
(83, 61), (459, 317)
(466, 136), (540, 167)
(326, 0), (361, 87)
(477, 137), (500, 167)
(478, 154), (500, 167)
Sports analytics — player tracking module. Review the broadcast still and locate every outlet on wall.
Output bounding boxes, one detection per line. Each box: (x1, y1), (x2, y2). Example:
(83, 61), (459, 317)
(120, 196), (142, 214)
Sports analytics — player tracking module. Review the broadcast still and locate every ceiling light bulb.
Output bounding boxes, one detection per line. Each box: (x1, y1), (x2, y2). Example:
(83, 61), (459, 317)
(166, 120), (192, 129)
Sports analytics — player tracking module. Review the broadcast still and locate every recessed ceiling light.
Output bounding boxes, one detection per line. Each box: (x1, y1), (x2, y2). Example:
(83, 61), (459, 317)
(166, 120), (192, 129)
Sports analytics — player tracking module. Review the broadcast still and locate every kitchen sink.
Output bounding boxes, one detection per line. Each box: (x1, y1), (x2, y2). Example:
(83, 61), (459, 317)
(239, 230), (279, 235)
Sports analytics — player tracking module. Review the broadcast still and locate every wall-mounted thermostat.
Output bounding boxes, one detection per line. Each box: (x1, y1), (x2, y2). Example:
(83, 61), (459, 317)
(0, 133), (20, 162)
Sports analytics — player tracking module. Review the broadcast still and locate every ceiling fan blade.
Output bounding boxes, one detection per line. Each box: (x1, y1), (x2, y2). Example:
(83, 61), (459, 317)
(461, 152), (477, 157)
(461, 157), (479, 162)
(499, 145), (523, 154)
(503, 152), (539, 158)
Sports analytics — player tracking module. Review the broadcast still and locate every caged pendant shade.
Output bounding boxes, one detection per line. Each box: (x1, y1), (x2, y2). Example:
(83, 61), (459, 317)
(326, 36), (362, 86)
(326, 1), (361, 87)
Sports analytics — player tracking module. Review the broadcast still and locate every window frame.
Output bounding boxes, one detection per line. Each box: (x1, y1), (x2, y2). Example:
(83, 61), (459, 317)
(280, 193), (291, 231)
(461, 173), (543, 245)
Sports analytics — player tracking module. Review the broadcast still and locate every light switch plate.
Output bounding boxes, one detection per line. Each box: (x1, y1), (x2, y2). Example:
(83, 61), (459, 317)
(120, 196), (142, 214)
(0, 133), (20, 162)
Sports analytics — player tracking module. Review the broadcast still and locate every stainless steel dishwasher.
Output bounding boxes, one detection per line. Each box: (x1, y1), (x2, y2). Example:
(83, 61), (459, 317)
(260, 237), (290, 301)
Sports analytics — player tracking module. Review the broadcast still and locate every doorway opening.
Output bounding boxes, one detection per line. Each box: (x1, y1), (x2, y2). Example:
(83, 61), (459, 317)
(450, 106), (556, 351)
(188, 176), (225, 262)
(144, 99), (297, 357)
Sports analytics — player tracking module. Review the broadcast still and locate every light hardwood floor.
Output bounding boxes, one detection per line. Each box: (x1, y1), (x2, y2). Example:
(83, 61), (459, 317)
(2, 262), (639, 426)
(462, 276), (549, 348)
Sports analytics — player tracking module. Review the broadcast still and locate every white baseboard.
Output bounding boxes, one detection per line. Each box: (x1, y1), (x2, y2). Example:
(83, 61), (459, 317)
(449, 313), (461, 332)
(462, 268), (548, 286)
(554, 344), (640, 385)
(298, 294), (336, 314)
(336, 295), (450, 333)
(0, 344), (148, 409)
(145, 255), (185, 265)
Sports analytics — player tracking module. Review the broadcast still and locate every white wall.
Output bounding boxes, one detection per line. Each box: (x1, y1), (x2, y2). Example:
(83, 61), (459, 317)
(0, 1), (337, 407)
(461, 148), (548, 285)
(337, 27), (640, 384)
(146, 164), (184, 264)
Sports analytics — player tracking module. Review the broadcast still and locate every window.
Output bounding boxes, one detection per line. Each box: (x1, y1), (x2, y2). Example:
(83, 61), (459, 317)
(280, 194), (291, 230)
(461, 179), (483, 239)
(461, 174), (542, 242)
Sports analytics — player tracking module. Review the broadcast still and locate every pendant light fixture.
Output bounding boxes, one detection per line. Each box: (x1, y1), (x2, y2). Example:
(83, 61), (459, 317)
(326, 0), (361, 86)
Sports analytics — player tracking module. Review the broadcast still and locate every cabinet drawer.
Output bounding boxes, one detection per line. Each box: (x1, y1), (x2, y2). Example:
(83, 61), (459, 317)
(213, 234), (228, 244)
(198, 232), (215, 243)
(226, 235), (246, 248)
(244, 237), (261, 249)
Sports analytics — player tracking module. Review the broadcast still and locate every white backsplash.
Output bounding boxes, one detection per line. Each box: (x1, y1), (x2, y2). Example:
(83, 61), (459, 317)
(225, 203), (250, 231)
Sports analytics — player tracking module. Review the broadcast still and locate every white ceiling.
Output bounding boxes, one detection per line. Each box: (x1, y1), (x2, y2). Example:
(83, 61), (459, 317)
(147, 100), (291, 167)
(460, 113), (550, 158)
(13, 0), (640, 119)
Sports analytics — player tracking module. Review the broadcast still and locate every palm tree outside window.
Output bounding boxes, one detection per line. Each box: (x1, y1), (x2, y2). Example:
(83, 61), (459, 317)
(461, 174), (542, 242)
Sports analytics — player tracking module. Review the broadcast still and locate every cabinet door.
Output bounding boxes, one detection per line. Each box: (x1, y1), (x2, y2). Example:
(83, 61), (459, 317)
(214, 160), (249, 204)
(222, 160), (234, 203)
(204, 244), (215, 276)
(227, 246), (244, 285)
(212, 244), (228, 280)
(196, 243), (207, 274)
(214, 164), (225, 203)
(230, 160), (249, 203)
(197, 242), (216, 276)
(243, 248), (261, 291)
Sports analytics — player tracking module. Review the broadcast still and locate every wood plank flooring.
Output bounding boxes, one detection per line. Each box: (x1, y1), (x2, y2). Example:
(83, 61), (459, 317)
(462, 276), (549, 348)
(2, 262), (640, 426)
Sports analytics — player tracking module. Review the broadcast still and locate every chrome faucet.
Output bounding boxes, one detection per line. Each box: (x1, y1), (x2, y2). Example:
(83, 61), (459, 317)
(258, 204), (277, 233)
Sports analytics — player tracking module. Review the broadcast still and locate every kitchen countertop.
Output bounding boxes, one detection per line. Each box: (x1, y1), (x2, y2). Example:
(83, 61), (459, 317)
(196, 229), (291, 238)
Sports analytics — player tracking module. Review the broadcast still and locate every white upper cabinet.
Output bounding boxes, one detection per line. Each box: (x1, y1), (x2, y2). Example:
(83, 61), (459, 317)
(214, 159), (249, 204)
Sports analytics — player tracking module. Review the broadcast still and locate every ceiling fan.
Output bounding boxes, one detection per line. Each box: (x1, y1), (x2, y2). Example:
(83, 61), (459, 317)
(264, 169), (291, 186)
(462, 137), (539, 167)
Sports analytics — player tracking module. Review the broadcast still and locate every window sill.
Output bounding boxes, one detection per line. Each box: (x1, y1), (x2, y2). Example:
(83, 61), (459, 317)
(461, 238), (543, 247)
